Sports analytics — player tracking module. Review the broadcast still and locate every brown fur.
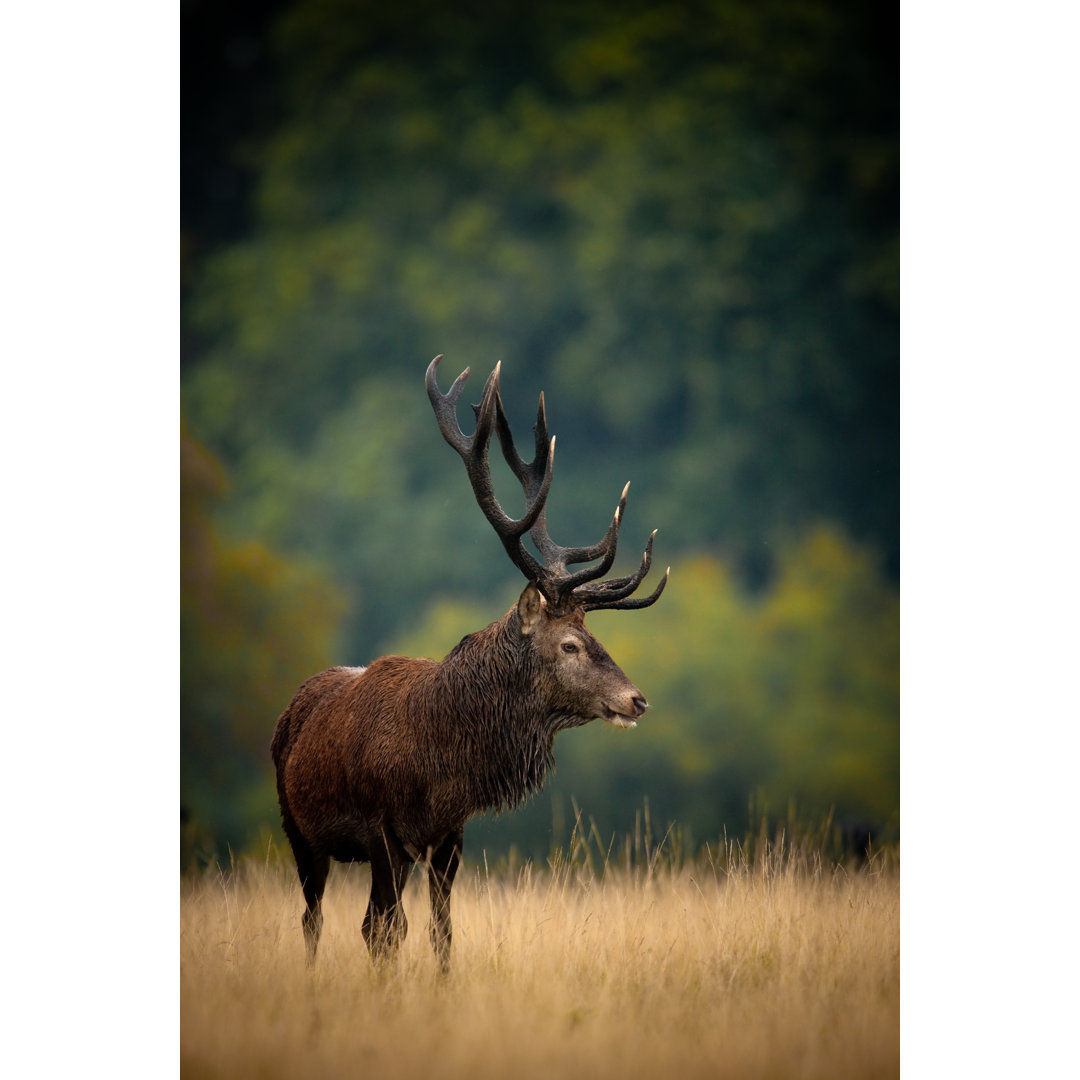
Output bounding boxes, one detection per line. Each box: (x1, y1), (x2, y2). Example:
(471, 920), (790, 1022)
(271, 584), (647, 970)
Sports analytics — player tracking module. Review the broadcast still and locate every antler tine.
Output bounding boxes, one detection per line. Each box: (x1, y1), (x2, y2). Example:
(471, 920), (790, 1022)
(426, 355), (473, 454)
(558, 481), (630, 591)
(492, 382), (550, 495)
(492, 382), (567, 588)
(532, 391), (550, 471)
(587, 529), (656, 598)
(575, 529), (667, 610)
(581, 565), (670, 612)
(427, 355), (551, 583)
(493, 387), (638, 598)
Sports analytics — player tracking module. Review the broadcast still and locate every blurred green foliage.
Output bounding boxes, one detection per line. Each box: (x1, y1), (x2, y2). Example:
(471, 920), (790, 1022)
(181, 427), (346, 865)
(181, 0), (897, 865)
(392, 527), (898, 858)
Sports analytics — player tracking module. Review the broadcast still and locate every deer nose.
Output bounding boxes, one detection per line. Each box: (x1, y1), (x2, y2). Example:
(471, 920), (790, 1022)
(631, 696), (648, 718)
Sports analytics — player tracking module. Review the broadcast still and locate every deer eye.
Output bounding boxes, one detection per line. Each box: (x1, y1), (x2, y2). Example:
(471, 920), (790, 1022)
(561, 642), (579, 655)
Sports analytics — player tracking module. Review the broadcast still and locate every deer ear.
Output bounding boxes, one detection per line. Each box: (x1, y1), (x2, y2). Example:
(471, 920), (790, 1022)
(517, 582), (545, 636)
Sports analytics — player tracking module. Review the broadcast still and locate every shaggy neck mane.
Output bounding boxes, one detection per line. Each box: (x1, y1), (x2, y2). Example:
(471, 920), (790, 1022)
(432, 608), (567, 813)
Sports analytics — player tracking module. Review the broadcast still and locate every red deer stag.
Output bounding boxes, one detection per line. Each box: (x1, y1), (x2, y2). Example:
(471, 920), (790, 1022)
(271, 356), (668, 970)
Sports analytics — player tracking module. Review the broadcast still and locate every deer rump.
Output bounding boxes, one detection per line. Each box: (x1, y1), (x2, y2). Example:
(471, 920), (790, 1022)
(271, 358), (667, 971)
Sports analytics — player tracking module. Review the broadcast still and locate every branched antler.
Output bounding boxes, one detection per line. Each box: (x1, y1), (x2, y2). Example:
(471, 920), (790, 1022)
(426, 355), (669, 614)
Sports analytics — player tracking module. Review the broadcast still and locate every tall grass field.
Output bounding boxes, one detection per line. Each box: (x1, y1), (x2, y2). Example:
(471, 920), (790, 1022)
(181, 830), (898, 1079)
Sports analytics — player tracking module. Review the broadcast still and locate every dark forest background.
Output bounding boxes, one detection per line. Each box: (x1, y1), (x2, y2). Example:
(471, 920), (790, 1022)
(181, 0), (898, 868)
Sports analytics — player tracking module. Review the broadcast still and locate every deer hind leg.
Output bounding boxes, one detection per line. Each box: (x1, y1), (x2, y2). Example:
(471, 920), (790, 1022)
(363, 827), (412, 964)
(427, 828), (463, 974)
(292, 842), (329, 966)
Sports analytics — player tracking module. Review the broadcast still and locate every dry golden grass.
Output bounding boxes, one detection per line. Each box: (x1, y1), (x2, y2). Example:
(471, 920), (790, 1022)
(181, 836), (898, 1080)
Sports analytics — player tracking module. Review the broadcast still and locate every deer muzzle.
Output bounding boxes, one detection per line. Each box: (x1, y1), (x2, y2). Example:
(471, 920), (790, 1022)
(603, 693), (648, 729)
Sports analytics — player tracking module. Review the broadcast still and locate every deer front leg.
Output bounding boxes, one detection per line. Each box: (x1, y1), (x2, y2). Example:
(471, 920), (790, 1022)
(427, 828), (463, 974)
(363, 827), (412, 964)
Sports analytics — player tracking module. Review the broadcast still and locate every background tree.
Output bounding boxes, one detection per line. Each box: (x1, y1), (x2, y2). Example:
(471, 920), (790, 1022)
(181, 426), (345, 865)
(181, 0), (897, 863)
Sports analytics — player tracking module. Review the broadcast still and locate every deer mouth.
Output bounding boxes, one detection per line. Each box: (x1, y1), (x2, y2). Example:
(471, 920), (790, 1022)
(601, 693), (647, 728)
(601, 706), (638, 729)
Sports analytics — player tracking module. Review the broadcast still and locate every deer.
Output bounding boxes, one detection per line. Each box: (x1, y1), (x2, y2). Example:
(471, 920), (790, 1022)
(270, 355), (668, 971)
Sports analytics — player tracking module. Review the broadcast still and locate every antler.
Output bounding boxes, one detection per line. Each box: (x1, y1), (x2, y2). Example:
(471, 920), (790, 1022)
(426, 355), (669, 614)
